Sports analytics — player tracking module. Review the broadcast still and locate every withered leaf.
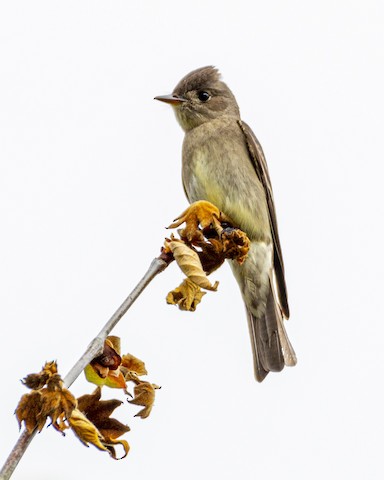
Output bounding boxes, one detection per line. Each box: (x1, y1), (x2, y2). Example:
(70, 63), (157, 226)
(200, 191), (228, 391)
(77, 387), (123, 426)
(85, 338), (126, 389)
(37, 389), (63, 430)
(168, 200), (222, 243)
(196, 238), (226, 275)
(104, 438), (130, 460)
(22, 372), (50, 390)
(121, 354), (148, 376)
(77, 386), (130, 458)
(68, 408), (107, 452)
(15, 353), (154, 460)
(197, 228), (250, 271)
(84, 364), (127, 389)
(15, 369), (77, 433)
(42, 361), (58, 377)
(21, 361), (58, 390)
(92, 340), (121, 371)
(164, 203), (251, 312)
(166, 278), (206, 311)
(221, 227), (250, 264)
(167, 238), (219, 291)
(106, 336), (121, 355)
(128, 381), (160, 419)
(39, 384), (77, 430)
(15, 390), (42, 433)
(89, 363), (110, 380)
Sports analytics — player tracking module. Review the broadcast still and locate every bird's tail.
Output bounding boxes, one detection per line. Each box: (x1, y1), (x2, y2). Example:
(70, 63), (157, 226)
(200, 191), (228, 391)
(247, 281), (297, 382)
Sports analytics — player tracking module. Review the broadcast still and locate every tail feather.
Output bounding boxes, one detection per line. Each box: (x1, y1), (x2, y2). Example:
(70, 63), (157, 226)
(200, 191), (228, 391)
(247, 310), (269, 382)
(248, 281), (296, 382)
(276, 313), (297, 367)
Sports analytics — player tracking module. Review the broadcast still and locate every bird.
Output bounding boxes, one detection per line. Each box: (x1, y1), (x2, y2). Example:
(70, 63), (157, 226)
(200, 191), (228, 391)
(155, 66), (296, 381)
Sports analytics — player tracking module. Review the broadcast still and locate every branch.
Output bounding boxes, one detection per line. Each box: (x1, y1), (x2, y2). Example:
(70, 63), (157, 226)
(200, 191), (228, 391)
(0, 252), (173, 480)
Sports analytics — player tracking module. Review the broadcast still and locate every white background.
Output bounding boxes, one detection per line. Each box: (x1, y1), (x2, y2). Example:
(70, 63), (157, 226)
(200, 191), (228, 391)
(1, 1), (383, 479)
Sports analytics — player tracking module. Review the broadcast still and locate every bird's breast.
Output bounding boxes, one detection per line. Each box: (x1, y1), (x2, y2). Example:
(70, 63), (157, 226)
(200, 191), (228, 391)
(182, 118), (271, 242)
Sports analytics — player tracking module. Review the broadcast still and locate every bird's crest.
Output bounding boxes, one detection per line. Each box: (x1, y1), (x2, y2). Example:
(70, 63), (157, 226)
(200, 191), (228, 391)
(174, 66), (221, 95)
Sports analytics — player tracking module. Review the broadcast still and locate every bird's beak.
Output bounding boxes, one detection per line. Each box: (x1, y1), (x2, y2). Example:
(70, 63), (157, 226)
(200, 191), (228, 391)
(154, 94), (187, 105)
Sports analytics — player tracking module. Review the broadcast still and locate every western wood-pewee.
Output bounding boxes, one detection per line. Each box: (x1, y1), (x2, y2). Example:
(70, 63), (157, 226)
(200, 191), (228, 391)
(155, 66), (296, 381)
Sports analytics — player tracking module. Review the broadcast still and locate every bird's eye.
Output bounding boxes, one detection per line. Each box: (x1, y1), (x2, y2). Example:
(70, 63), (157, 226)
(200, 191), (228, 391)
(198, 91), (211, 102)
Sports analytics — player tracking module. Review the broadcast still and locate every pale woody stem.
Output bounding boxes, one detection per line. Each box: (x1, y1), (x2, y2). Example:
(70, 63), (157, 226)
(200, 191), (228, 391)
(0, 255), (172, 480)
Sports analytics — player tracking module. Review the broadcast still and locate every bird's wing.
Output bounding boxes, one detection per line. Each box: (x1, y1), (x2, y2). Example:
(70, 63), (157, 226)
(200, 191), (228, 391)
(237, 120), (290, 319)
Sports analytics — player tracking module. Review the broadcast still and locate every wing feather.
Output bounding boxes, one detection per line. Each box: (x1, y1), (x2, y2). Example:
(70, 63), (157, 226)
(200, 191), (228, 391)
(237, 120), (290, 319)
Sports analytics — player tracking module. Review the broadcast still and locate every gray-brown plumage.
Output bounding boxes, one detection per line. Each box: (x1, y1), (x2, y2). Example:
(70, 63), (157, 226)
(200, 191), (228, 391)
(155, 66), (296, 381)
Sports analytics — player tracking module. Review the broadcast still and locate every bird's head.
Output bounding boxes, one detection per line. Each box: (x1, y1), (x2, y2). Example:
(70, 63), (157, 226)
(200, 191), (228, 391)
(155, 66), (240, 131)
